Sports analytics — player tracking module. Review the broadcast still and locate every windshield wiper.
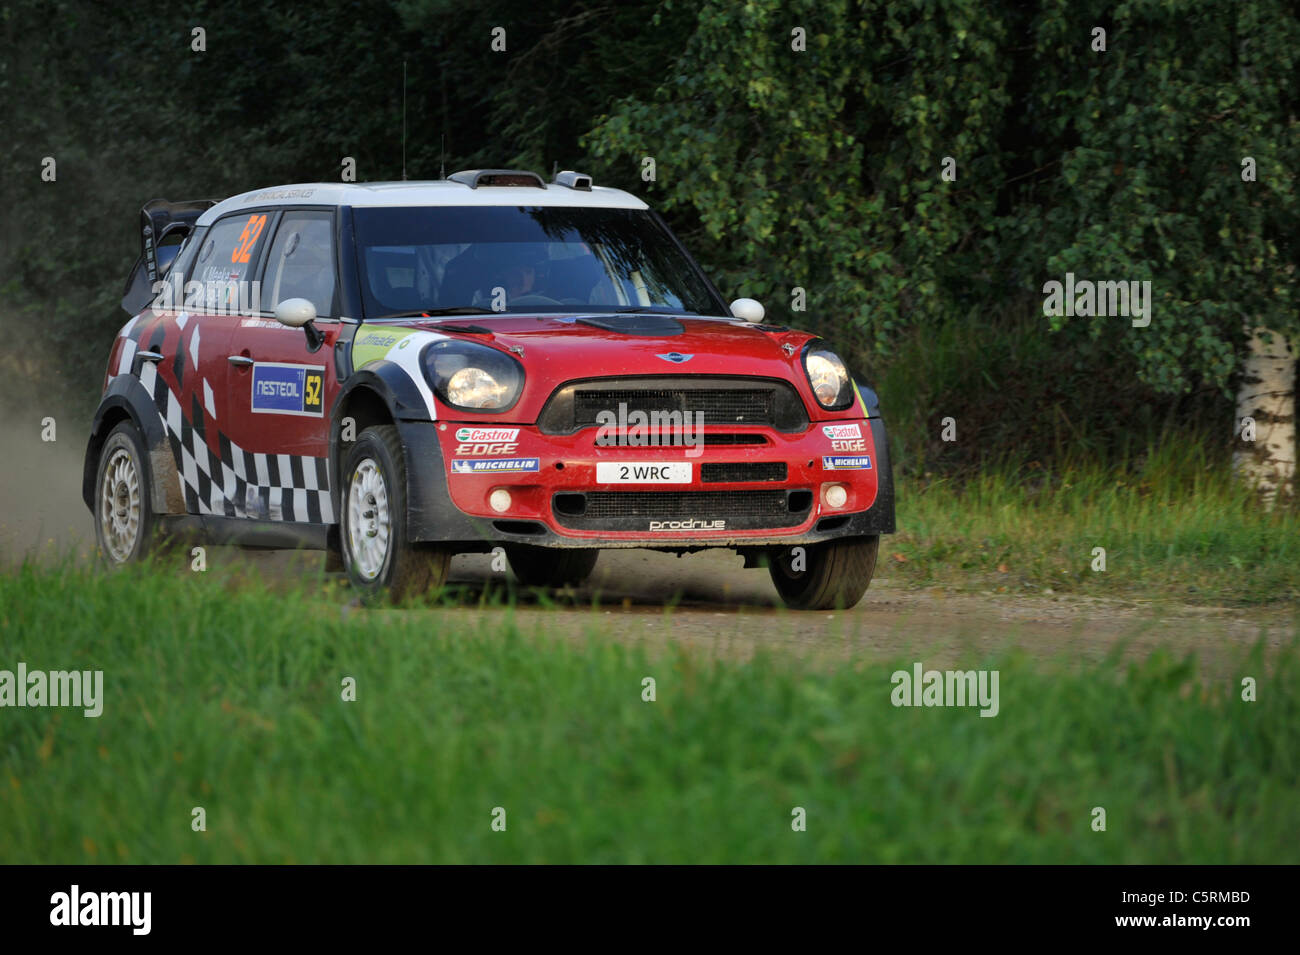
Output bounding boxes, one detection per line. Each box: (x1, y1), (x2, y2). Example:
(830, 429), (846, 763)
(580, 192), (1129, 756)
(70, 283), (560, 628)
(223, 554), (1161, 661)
(609, 306), (702, 315)
(435, 323), (494, 334)
(373, 306), (497, 320)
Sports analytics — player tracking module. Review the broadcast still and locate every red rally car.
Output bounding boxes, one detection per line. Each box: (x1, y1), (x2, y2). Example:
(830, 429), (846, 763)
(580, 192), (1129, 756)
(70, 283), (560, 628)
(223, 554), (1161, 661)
(86, 170), (895, 609)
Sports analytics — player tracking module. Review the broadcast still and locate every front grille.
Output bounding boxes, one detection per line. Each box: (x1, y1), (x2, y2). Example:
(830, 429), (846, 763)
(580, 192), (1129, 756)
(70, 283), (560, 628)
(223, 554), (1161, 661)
(592, 432), (769, 448)
(700, 462), (787, 483)
(574, 388), (771, 426)
(552, 489), (811, 531)
(538, 377), (809, 434)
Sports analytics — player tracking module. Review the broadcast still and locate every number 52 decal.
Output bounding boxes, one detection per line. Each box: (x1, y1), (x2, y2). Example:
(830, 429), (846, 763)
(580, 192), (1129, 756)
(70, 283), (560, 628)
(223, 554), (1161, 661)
(304, 373), (322, 410)
(232, 213), (267, 265)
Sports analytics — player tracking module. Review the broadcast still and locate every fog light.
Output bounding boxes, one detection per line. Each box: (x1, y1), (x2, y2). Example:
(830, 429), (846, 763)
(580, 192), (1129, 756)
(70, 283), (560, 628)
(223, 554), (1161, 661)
(824, 484), (848, 509)
(489, 488), (512, 513)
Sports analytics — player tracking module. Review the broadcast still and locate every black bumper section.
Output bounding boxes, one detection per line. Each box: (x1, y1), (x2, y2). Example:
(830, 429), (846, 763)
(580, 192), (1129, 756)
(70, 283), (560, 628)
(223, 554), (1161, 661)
(398, 416), (897, 550)
(398, 420), (500, 546)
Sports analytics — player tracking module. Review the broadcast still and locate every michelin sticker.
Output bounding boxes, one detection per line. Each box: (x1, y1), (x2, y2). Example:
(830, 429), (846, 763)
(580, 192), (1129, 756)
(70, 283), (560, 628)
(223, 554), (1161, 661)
(251, 362), (325, 417)
(822, 455), (872, 470)
(451, 457), (539, 474)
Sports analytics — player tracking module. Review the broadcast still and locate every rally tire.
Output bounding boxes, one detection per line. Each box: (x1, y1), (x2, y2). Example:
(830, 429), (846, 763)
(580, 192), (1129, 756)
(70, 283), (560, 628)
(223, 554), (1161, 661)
(93, 421), (164, 568)
(340, 425), (449, 603)
(506, 544), (599, 588)
(768, 535), (879, 611)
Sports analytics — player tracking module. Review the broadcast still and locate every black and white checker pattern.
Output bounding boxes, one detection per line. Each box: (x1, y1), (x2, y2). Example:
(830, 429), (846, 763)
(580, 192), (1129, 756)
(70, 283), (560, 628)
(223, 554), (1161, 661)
(136, 345), (334, 526)
(115, 311), (335, 525)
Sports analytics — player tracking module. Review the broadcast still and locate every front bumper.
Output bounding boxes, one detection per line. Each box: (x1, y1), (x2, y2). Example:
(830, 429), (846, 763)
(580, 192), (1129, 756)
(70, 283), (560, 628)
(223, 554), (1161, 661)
(398, 416), (896, 549)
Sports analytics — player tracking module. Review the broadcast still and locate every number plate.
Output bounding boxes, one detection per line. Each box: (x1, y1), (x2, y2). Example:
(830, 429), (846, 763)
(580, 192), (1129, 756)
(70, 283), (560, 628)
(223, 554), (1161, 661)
(596, 462), (692, 484)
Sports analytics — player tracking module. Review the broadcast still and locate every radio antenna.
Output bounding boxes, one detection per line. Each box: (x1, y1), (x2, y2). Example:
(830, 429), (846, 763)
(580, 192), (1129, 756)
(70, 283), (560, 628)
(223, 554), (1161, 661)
(401, 60), (408, 181)
(440, 135), (446, 180)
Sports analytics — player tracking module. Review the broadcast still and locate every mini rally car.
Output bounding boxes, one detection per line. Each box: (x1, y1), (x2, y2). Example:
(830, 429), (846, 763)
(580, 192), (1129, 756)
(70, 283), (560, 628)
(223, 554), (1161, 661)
(86, 170), (895, 609)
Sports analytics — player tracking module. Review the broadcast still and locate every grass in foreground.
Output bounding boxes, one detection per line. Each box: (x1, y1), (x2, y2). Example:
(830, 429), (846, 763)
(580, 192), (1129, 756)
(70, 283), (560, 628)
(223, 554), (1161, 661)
(1, 562), (1297, 863)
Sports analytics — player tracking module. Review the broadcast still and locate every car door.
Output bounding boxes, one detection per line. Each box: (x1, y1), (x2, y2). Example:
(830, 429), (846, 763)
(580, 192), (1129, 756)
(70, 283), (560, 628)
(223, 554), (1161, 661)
(220, 208), (345, 525)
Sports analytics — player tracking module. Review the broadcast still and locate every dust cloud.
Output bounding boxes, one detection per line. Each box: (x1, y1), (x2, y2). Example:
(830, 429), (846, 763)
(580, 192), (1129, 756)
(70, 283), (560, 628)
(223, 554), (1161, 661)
(0, 405), (93, 563)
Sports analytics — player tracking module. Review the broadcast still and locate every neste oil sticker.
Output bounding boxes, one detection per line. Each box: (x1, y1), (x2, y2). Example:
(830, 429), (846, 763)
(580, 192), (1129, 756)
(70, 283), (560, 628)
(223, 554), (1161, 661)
(251, 363), (325, 417)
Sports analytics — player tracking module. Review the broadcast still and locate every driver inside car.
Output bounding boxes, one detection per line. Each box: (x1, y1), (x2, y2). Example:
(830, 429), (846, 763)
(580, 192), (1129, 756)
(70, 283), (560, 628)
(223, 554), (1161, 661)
(501, 260), (537, 300)
(467, 245), (550, 309)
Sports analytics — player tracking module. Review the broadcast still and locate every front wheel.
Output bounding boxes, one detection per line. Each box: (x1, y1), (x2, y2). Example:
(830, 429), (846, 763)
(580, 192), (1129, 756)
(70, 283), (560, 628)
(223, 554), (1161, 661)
(340, 425), (449, 603)
(768, 536), (879, 610)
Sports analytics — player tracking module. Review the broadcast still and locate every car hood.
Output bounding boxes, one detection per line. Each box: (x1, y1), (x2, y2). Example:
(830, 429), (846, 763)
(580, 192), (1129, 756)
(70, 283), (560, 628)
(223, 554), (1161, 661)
(404, 313), (817, 383)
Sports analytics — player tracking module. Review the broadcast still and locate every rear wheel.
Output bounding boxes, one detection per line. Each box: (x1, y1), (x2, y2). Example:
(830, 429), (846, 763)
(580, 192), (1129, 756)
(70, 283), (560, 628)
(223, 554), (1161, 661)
(340, 425), (449, 603)
(506, 544), (599, 588)
(93, 421), (163, 567)
(768, 536), (879, 610)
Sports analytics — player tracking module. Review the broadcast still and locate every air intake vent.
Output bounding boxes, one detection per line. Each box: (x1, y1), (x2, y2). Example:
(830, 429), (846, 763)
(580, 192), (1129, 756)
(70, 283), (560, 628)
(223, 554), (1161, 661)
(700, 462), (787, 483)
(448, 169), (546, 189)
(702, 434), (768, 446)
(553, 170), (593, 191)
(551, 489), (811, 531)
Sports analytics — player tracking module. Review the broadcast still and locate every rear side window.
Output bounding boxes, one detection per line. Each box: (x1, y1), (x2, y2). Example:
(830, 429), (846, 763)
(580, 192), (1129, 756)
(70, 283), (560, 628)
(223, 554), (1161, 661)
(262, 211), (337, 318)
(147, 226), (208, 311)
(192, 212), (271, 313)
(168, 227), (206, 286)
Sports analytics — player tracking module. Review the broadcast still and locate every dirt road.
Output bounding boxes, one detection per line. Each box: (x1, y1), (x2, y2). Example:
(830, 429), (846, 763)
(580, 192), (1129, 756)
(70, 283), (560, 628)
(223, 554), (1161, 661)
(3, 418), (1292, 678)
(420, 549), (1296, 675)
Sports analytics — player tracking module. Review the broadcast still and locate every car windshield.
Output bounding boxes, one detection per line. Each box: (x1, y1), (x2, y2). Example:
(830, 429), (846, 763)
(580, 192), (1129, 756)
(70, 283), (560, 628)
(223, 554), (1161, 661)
(352, 205), (725, 319)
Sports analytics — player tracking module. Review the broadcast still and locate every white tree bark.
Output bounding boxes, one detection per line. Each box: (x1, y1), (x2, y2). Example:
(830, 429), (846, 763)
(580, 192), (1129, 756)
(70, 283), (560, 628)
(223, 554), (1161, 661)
(1234, 326), (1296, 508)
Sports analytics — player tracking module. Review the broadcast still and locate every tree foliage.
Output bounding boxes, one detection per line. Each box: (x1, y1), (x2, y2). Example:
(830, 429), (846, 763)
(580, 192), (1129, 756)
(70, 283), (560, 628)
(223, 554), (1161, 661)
(587, 0), (1300, 394)
(1, 0), (1296, 427)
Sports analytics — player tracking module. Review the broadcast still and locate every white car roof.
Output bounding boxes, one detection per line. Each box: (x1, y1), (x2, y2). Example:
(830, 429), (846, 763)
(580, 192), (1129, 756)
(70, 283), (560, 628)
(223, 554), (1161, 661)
(197, 179), (649, 226)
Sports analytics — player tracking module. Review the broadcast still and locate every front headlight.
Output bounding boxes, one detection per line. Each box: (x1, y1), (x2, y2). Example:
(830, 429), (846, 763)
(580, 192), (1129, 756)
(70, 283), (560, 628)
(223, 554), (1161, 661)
(422, 340), (524, 412)
(802, 342), (853, 410)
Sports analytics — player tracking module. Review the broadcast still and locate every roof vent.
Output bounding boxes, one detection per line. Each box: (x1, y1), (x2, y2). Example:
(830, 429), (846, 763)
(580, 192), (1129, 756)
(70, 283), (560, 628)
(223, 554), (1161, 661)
(448, 169), (546, 189)
(553, 170), (593, 191)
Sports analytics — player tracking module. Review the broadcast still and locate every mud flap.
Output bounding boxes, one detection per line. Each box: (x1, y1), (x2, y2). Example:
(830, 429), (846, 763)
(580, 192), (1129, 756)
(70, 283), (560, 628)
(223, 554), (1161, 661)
(395, 419), (498, 545)
(864, 416), (896, 534)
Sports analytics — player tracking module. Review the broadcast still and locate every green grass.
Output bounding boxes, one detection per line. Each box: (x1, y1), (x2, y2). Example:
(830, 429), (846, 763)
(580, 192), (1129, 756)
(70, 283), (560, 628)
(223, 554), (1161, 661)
(887, 438), (1300, 605)
(2, 563), (1297, 863)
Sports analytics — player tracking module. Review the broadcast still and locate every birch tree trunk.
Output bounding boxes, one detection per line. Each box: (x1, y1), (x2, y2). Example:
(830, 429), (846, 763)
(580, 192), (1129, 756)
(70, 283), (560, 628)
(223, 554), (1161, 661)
(1234, 326), (1296, 508)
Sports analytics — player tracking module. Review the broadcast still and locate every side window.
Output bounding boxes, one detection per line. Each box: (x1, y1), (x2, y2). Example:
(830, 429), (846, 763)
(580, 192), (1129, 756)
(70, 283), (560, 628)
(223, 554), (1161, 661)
(263, 211), (337, 318)
(191, 212), (271, 314)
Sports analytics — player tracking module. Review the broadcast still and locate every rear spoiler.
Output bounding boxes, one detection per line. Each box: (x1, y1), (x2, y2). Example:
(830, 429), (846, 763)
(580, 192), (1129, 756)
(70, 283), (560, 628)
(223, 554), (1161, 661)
(121, 198), (216, 314)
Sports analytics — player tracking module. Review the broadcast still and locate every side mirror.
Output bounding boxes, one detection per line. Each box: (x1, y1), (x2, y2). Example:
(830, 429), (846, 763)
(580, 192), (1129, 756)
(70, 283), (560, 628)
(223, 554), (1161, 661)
(730, 297), (765, 323)
(275, 297), (317, 328)
(275, 298), (325, 351)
